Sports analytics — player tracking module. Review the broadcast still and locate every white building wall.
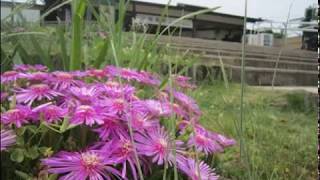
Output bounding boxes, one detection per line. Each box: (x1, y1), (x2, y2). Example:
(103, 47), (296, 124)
(1, 6), (40, 23)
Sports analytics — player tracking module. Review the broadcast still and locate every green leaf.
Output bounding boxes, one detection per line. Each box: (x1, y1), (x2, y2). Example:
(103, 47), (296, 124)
(10, 148), (25, 163)
(16, 127), (27, 136)
(25, 125), (37, 134)
(57, 27), (69, 70)
(14, 170), (32, 180)
(24, 146), (39, 160)
(49, 174), (58, 180)
(16, 136), (24, 146)
(60, 117), (69, 133)
(70, 0), (87, 70)
(12, 51), (23, 65)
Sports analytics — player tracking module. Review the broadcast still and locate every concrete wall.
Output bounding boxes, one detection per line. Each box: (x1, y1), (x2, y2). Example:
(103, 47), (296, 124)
(1, 6), (40, 23)
(286, 36), (302, 49)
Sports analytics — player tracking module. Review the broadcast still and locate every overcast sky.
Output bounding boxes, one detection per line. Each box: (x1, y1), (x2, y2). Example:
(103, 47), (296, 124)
(137, 0), (317, 22)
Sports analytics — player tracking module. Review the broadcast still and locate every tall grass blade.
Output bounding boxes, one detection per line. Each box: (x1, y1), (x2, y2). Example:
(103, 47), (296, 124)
(70, 0), (87, 70)
(57, 26), (69, 70)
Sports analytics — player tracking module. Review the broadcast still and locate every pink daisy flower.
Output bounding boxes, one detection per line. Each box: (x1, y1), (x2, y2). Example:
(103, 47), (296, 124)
(177, 157), (219, 180)
(127, 112), (159, 131)
(70, 86), (100, 105)
(94, 115), (127, 140)
(208, 132), (237, 148)
(135, 127), (175, 165)
(173, 75), (196, 89)
(15, 84), (62, 106)
(132, 100), (172, 118)
(120, 68), (141, 81)
(104, 65), (120, 78)
(32, 103), (68, 123)
(87, 69), (107, 79)
(70, 70), (88, 78)
(101, 138), (147, 180)
(42, 150), (122, 180)
(173, 91), (201, 116)
(103, 98), (128, 115)
(50, 71), (83, 90)
(24, 72), (50, 81)
(195, 125), (236, 148)
(70, 105), (105, 126)
(1, 129), (16, 151)
(1, 105), (32, 127)
(32, 64), (48, 72)
(187, 127), (223, 155)
(13, 64), (30, 72)
(1, 71), (24, 84)
(138, 71), (161, 86)
(102, 82), (135, 100)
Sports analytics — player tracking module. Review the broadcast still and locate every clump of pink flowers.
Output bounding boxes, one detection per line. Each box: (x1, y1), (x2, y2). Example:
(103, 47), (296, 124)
(1, 64), (236, 179)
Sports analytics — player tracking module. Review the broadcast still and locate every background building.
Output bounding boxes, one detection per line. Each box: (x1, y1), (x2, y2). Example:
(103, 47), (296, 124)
(43, 0), (262, 42)
(1, 0), (44, 23)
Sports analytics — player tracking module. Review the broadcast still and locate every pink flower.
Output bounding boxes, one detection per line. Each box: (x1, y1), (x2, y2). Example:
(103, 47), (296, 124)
(33, 64), (48, 71)
(70, 105), (105, 126)
(173, 91), (201, 116)
(32, 103), (67, 123)
(70, 86), (100, 105)
(1, 71), (24, 84)
(120, 68), (141, 81)
(1, 129), (16, 151)
(187, 127), (223, 155)
(138, 71), (160, 86)
(104, 65), (120, 78)
(177, 157), (219, 180)
(102, 82), (135, 100)
(103, 98), (127, 115)
(127, 111), (159, 131)
(50, 71), (83, 90)
(13, 64), (48, 72)
(70, 70), (88, 78)
(208, 132), (236, 148)
(132, 100), (172, 118)
(135, 127), (175, 165)
(87, 69), (107, 79)
(94, 115), (127, 140)
(173, 75), (196, 89)
(15, 84), (62, 106)
(100, 138), (148, 180)
(13, 64), (30, 72)
(24, 72), (50, 81)
(196, 125), (236, 148)
(1, 105), (32, 127)
(42, 150), (122, 180)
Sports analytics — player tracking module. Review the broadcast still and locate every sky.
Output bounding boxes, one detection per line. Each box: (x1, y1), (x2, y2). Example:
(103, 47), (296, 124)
(136, 0), (317, 22)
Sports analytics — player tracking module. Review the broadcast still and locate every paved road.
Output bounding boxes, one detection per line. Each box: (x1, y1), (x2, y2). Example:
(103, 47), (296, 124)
(252, 86), (318, 94)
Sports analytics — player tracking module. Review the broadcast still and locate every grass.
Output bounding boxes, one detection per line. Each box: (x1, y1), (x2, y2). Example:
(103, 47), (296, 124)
(192, 81), (317, 180)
